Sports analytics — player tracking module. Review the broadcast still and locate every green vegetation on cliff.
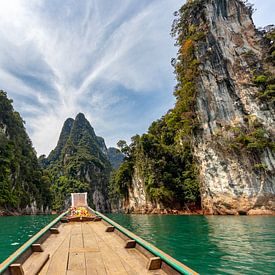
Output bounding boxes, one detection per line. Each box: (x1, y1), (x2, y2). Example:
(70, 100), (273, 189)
(0, 91), (51, 210)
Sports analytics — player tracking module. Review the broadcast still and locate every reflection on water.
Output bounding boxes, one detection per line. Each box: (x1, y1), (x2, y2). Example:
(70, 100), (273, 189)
(107, 214), (275, 275)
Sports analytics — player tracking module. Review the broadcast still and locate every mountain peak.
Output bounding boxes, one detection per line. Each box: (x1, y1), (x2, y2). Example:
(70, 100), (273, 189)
(75, 112), (86, 121)
(63, 118), (74, 131)
(45, 114), (111, 211)
(47, 117), (74, 162)
(64, 117), (74, 124)
(47, 113), (110, 166)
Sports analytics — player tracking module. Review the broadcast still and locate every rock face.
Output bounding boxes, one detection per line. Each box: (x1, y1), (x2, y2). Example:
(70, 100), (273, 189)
(47, 118), (74, 163)
(123, 167), (156, 213)
(188, 0), (275, 214)
(46, 113), (111, 211)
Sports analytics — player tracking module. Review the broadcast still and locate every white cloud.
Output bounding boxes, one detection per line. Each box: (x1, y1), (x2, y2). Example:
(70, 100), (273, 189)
(0, 0), (182, 156)
(0, 0), (273, 156)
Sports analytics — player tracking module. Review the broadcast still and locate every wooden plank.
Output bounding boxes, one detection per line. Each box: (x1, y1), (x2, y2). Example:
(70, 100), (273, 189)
(95, 212), (198, 275)
(21, 223), (69, 274)
(70, 223), (82, 235)
(95, 233), (129, 274)
(82, 222), (106, 274)
(67, 252), (85, 271)
(85, 252), (106, 275)
(45, 233), (70, 275)
(66, 223), (86, 274)
(82, 223), (99, 250)
(86, 222), (125, 272)
(23, 252), (49, 275)
(26, 254), (49, 275)
(69, 247), (99, 253)
(18, 220), (169, 275)
(70, 234), (83, 249)
(90, 222), (132, 274)
(66, 270), (85, 275)
(69, 223), (83, 250)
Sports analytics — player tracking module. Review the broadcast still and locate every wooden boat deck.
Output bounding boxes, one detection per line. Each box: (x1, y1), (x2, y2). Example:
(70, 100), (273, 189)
(22, 221), (167, 275)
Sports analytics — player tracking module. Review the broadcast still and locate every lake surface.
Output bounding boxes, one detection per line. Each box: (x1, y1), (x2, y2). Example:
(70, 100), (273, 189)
(107, 214), (275, 275)
(0, 215), (56, 263)
(0, 214), (274, 274)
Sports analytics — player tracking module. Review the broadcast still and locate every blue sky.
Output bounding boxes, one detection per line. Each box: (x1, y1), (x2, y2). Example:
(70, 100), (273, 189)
(0, 0), (274, 156)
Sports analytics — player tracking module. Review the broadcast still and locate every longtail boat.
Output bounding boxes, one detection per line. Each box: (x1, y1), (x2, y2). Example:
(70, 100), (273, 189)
(0, 193), (199, 275)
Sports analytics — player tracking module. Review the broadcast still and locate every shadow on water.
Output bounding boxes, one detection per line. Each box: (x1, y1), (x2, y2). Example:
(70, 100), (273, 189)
(107, 214), (275, 275)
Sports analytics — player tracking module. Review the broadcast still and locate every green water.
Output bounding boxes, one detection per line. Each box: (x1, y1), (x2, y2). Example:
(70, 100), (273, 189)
(107, 214), (275, 275)
(0, 215), (274, 274)
(0, 215), (57, 263)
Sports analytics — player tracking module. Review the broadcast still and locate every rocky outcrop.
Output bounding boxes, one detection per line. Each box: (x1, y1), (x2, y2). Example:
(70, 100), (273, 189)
(122, 167), (156, 213)
(186, 0), (275, 214)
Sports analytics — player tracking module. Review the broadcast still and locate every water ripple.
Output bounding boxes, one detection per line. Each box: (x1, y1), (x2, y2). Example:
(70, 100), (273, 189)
(107, 214), (275, 275)
(0, 215), (57, 263)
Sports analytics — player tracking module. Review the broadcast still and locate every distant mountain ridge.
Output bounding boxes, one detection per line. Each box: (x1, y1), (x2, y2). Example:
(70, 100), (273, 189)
(108, 147), (124, 170)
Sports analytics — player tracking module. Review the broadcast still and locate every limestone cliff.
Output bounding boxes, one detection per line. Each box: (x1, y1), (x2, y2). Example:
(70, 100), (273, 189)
(121, 166), (157, 214)
(45, 113), (111, 211)
(111, 0), (274, 215)
(177, 0), (275, 214)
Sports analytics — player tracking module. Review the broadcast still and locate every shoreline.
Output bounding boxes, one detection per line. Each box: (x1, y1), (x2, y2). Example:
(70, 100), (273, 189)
(0, 209), (53, 217)
(1, 209), (274, 217)
(110, 208), (275, 216)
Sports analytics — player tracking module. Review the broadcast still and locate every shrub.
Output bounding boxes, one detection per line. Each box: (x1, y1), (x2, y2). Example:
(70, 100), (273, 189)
(254, 75), (267, 84)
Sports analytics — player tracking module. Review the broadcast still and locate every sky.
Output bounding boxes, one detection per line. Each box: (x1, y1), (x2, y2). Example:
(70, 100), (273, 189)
(0, 0), (274, 156)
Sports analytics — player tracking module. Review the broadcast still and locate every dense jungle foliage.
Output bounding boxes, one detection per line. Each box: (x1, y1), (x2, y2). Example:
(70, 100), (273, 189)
(0, 91), (51, 210)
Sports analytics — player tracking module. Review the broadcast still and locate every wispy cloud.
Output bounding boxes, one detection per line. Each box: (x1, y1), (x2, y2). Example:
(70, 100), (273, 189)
(0, 0), (273, 155)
